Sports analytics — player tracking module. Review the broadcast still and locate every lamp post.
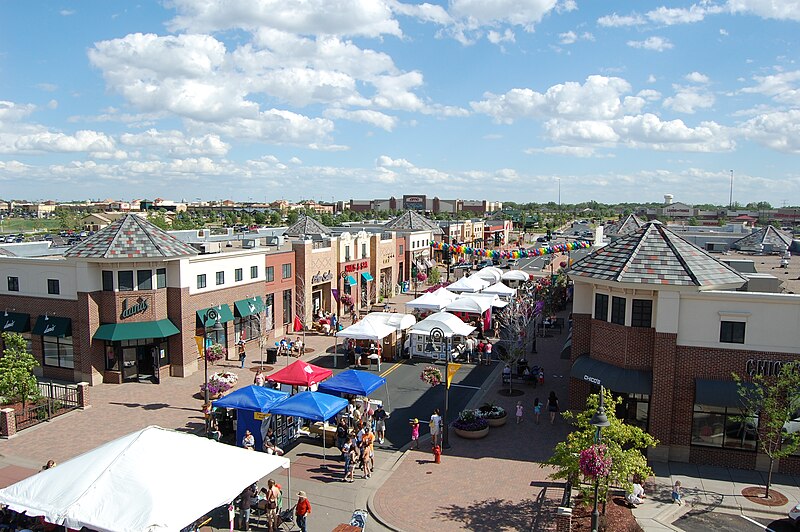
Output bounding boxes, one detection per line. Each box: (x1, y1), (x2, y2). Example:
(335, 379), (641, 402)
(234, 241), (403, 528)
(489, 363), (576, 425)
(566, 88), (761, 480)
(590, 386), (611, 532)
(204, 308), (224, 437)
(428, 327), (451, 449)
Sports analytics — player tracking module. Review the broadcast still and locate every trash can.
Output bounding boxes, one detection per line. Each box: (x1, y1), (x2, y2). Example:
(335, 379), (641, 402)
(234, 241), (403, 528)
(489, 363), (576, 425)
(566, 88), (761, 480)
(266, 347), (278, 364)
(402, 281), (410, 292)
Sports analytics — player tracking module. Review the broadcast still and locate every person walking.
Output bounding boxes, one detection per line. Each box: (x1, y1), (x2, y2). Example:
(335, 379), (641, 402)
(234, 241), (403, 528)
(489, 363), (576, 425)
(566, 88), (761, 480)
(346, 439), (357, 482)
(237, 340), (247, 368)
(465, 336), (475, 363)
(374, 404), (389, 444)
(484, 341), (493, 365)
(430, 409), (442, 448)
(515, 401), (524, 424)
(672, 480), (684, 505)
(410, 418), (420, 449)
(264, 479), (280, 532)
(341, 437), (353, 482)
(238, 483), (256, 531)
(547, 391), (560, 424)
(533, 397), (541, 424)
(295, 491), (312, 532)
(361, 426), (375, 479)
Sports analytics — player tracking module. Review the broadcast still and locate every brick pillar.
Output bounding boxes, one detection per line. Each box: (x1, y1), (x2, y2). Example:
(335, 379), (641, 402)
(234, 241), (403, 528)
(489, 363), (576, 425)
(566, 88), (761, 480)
(77, 382), (91, 409)
(569, 313), (592, 410)
(0, 408), (17, 438)
(555, 506), (572, 532)
(648, 332), (677, 460)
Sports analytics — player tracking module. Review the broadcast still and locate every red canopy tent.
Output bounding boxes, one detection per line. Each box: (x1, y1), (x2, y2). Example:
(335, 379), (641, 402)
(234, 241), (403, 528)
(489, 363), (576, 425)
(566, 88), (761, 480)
(268, 360), (333, 387)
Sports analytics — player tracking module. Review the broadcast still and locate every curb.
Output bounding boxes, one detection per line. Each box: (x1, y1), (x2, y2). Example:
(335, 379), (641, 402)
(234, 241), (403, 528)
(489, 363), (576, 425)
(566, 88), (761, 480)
(366, 449), (413, 532)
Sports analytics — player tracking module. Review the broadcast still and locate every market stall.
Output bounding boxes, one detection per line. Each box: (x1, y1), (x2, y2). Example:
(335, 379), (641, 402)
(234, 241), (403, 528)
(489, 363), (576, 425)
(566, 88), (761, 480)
(501, 269), (530, 287)
(405, 287), (457, 312)
(335, 318), (396, 368)
(443, 295), (493, 331)
(408, 311), (476, 360)
(475, 266), (503, 284)
(318, 369), (390, 411)
(267, 359), (333, 389)
(360, 312), (417, 360)
(481, 281), (517, 299)
(446, 274), (490, 293)
(212, 385), (289, 451)
(0, 426), (290, 532)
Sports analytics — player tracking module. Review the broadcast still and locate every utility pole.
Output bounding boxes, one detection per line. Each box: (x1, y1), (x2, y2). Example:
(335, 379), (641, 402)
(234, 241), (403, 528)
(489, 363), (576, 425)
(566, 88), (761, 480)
(729, 170), (734, 210)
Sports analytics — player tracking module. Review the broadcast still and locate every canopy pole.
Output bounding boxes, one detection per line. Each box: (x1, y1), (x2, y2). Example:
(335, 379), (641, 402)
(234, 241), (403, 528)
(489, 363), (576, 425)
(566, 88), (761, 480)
(322, 421), (327, 468)
(287, 463), (292, 514)
(385, 382), (392, 413)
(334, 334), (338, 368)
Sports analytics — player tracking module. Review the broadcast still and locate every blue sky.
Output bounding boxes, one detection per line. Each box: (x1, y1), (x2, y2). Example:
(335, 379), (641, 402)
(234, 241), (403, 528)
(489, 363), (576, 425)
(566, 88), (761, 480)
(1, 1), (800, 206)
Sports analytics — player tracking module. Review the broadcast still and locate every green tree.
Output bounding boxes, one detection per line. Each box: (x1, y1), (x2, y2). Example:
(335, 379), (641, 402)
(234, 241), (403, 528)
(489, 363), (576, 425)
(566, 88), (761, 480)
(544, 389), (657, 507)
(688, 217), (699, 226)
(268, 211), (282, 226)
(427, 265), (441, 285)
(147, 210), (169, 230)
(734, 364), (800, 498)
(0, 332), (40, 408)
(286, 210), (299, 225)
(56, 209), (83, 232)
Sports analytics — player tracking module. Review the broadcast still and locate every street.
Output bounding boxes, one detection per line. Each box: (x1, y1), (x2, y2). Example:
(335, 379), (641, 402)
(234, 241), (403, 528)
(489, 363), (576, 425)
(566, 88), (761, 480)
(674, 510), (797, 531)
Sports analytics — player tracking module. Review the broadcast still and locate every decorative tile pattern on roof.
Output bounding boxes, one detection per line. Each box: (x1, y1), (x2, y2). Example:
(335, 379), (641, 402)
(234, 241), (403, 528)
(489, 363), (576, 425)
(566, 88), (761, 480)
(606, 214), (646, 237)
(569, 222), (747, 288)
(731, 225), (792, 251)
(284, 215), (331, 237)
(384, 211), (443, 234)
(64, 215), (198, 259)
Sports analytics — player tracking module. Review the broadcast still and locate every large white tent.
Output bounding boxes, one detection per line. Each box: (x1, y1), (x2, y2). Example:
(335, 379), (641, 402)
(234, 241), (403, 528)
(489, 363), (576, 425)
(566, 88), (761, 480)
(405, 288), (457, 311)
(444, 296), (493, 314)
(335, 318), (395, 340)
(446, 275), (490, 293)
(0, 426), (290, 532)
(474, 266), (503, 283)
(409, 311), (476, 337)
(482, 282), (517, 298)
(361, 312), (417, 331)
(502, 270), (529, 282)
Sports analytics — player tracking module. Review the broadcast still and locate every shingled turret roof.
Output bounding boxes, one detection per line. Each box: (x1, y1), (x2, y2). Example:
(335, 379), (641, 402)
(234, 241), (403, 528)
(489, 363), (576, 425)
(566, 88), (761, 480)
(64, 214), (198, 259)
(608, 214), (645, 237)
(384, 211), (443, 234)
(284, 215), (331, 237)
(569, 221), (747, 288)
(731, 225), (792, 251)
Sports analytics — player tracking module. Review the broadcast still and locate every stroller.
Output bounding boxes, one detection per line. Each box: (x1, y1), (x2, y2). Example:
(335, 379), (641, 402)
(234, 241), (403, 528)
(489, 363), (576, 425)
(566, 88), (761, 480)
(350, 509), (368, 531)
(278, 505), (296, 531)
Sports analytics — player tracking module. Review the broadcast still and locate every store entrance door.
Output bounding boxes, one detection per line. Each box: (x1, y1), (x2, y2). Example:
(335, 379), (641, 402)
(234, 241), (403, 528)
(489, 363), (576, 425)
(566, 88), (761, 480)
(137, 346), (154, 381)
(312, 290), (322, 316)
(122, 347), (138, 382)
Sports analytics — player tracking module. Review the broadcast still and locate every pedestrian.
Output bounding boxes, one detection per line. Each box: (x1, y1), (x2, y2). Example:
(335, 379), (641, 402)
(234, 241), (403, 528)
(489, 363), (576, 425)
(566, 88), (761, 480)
(295, 491), (312, 532)
(672, 480), (684, 505)
(264, 478), (280, 532)
(361, 426), (374, 479)
(538, 367), (544, 386)
(547, 391), (559, 424)
(410, 418), (420, 449)
(465, 336), (475, 363)
(533, 397), (541, 424)
(336, 418), (348, 452)
(515, 401), (523, 424)
(346, 439), (357, 482)
(493, 320), (500, 338)
(341, 437), (353, 482)
(238, 340), (246, 368)
(254, 370), (265, 387)
(42, 460), (56, 470)
(430, 409), (442, 448)
(239, 483), (256, 531)
(484, 341), (493, 365)
(242, 429), (255, 450)
(374, 404), (389, 444)
(476, 340), (485, 364)
(331, 313), (338, 333)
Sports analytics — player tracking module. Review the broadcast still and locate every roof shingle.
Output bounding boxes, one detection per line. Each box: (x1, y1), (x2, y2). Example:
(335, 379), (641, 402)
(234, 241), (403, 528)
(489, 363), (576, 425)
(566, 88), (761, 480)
(64, 215), (198, 259)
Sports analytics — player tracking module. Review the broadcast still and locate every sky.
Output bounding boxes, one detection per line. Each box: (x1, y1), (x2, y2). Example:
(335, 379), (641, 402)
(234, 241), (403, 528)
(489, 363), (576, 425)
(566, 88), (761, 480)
(1, 1), (800, 206)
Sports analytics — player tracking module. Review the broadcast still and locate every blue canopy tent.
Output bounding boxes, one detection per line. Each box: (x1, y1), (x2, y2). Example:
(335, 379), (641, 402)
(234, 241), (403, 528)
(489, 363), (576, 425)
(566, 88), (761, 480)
(317, 369), (391, 411)
(213, 385), (288, 451)
(268, 391), (348, 467)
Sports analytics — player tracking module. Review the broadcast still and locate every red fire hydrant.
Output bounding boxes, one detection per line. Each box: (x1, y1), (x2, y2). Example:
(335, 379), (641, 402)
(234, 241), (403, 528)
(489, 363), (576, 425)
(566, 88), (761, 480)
(433, 445), (441, 464)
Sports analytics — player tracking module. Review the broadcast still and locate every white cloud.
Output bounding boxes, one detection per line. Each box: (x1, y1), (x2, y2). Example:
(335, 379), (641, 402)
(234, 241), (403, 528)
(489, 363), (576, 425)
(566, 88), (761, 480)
(720, 28), (729, 35)
(60, 9), (75, 16)
(646, 4), (723, 25)
(36, 83), (58, 92)
(741, 69), (800, 105)
(597, 13), (646, 27)
(727, 0), (800, 21)
(663, 87), (715, 114)
(556, 0), (577, 13)
(524, 145), (600, 157)
(685, 71), (710, 84)
(119, 129), (230, 157)
(488, 29), (516, 44)
(627, 36), (673, 52)
(740, 109), (800, 153)
(637, 89), (662, 101)
(5, 130), (122, 157)
(559, 31), (577, 44)
(323, 108), (397, 131)
(647, 74), (657, 84)
(448, 0), (558, 30)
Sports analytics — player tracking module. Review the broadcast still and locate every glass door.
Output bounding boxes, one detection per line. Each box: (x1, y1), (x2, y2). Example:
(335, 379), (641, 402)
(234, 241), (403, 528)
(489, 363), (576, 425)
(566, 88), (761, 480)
(122, 347), (138, 381)
(137, 346), (154, 378)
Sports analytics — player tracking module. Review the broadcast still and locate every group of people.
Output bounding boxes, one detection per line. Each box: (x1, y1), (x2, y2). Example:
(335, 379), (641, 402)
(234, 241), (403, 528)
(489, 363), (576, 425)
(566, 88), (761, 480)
(316, 310), (340, 335)
(237, 480), (311, 532)
(241, 427), (285, 455)
(624, 478), (685, 508)
(277, 336), (304, 356)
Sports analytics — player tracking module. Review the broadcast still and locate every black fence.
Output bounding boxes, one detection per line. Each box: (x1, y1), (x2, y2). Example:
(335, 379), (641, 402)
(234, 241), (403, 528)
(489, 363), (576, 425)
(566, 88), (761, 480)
(14, 382), (80, 431)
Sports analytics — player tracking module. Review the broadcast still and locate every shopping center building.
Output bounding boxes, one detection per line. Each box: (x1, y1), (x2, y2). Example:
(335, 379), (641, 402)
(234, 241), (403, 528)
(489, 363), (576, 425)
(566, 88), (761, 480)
(567, 221), (800, 473)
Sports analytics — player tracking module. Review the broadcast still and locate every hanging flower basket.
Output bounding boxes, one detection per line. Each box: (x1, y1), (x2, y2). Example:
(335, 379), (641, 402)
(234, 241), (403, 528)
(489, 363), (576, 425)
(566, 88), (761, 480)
(205, 343), (227, 364)
(579, 444), (612, 479)
(420, 366), (443, 387)
(200, 371), (239, 397)
(340, 294), (354, 307)
(416, 272), (428, 283)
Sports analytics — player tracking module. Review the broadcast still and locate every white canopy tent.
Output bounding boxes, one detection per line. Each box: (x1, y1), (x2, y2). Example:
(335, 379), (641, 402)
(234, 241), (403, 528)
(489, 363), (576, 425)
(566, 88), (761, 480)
(336, 319), (395, 341)
(475, 266), (503, 283)
(405, 288), (457, 311)
(409, 311), (476, 337)
(361, 312), (417, 331)
(482, 282), (517, 298)
(446, 275), (490, 293)
(462, 292), (508, 308)
(0, 426), (290, 532)
(444, 296), (493, 315)
(502, 270), (530, 281)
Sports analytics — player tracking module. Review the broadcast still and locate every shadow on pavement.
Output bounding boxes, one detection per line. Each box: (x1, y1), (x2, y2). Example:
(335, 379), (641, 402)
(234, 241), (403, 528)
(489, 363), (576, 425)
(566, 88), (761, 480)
(436, 497), (537, 532)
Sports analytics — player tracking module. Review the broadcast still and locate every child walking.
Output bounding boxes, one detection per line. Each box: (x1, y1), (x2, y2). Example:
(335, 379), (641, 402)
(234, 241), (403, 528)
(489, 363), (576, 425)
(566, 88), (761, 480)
(515, 401), (524, 424)
(533, 398), (541, 424)
(410, 418), (420, 449)
(672, 480), (684, 505)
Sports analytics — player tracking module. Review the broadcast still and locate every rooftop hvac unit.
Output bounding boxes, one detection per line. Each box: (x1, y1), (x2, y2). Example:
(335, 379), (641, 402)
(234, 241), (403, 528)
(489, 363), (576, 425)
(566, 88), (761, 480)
(196, 241), (221, 254)
(242, 238), (258, 249)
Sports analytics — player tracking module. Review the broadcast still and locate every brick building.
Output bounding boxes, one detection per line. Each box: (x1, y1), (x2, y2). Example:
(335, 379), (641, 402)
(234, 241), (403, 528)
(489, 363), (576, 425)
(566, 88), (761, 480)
(567, 221), (800, 473)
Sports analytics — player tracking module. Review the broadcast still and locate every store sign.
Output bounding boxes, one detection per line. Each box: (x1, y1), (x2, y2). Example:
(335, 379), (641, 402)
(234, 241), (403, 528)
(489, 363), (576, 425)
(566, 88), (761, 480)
(583, 374), (601, 385)
(43, 323), (56, 335)
(3, 319), (15, 330)
(344, 260), (369, 273)
(746, 358), (798, 377)
(120, 297), (149, 320)
(312, 270), (333, 284)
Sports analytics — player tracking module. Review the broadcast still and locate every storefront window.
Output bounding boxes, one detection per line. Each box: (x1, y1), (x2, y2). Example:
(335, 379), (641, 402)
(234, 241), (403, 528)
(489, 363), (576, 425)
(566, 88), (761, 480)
(235, 315), (261, 343)
(102, 270), (114, 291)
(631, 299), (652, 328)
(43, 336), (74, 369)
(264, 294), (274, 331)
(692, 404), (757, 450)
(282, 289), (292, 325)
(156, 268), (166, 288)
(118, 271), (134, 291)
(137, 270), (152, 290)
(105, 343), (119, 371)
(205, 328), (226, 346)
(594, 293), (608, 321)
(611, 296), (626, 325)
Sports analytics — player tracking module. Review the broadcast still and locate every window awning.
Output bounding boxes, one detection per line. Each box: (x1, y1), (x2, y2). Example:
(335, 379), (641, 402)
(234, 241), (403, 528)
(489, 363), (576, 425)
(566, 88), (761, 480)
(196, 305), (234, 328)
(560, 335), (572, 360)
(32, 316), (72, 338)
(414, 261), (427, 271)
(425, 259), (436, 268)
(345, 275), (357, 286)
(94, 319), (181, 341)
(234, 297), (265, 318)
(361, 272), (374, 282)
(695, 379), (754, 408)
(570, 355), (651, 395)
(2, 312), (30, 333)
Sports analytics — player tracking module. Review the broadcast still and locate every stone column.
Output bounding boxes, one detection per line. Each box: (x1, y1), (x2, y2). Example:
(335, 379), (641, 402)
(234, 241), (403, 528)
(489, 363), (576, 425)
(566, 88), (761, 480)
(0, 408), (17, 438)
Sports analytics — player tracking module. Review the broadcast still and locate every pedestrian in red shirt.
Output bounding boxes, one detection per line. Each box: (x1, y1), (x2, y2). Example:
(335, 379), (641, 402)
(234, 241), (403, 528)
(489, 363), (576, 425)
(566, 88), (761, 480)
(295, 491), (311, 532)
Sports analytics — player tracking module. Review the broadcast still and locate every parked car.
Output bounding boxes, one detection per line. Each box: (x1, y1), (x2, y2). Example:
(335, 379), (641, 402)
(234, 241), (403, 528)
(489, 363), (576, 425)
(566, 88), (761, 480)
(475, 260), (493, 269)
(506, 259), (520, 269)
(536, 236), (549, 243)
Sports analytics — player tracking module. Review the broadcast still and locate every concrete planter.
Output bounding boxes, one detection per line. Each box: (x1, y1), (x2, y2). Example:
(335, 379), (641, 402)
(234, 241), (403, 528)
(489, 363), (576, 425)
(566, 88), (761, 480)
(453, 426), (490, 439)
(487, 414), (508, 427)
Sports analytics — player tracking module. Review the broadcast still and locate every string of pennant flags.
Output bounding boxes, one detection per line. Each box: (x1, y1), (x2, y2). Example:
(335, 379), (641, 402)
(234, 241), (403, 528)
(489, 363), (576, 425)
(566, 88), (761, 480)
(430, 239), (592, 259)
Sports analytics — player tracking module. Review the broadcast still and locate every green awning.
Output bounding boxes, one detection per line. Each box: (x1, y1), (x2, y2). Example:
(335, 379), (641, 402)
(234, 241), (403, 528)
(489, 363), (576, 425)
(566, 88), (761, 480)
(2, 312), (30, 333)
(32, 316), (71, 338)
(695, 379), (754, 408)
(94, 319), (181, 341)
(361, 272), (374, 282)
(196, 305), (234, 328)
(234, 297), (265, 318)
(345, 275), (357, 286)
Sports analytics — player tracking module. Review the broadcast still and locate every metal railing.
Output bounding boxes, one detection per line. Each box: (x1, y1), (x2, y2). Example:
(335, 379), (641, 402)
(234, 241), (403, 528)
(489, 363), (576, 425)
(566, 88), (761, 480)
(14, 382), (80, 431)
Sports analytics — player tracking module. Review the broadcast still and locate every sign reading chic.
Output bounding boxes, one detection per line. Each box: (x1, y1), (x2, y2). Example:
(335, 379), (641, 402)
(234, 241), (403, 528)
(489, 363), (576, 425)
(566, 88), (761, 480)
(120, 297), (149, 320)
(583, 374), (602, 386)
(746, 358), (798, 377)
(311, 270), (333, 284)
(344, 260), (369, 273)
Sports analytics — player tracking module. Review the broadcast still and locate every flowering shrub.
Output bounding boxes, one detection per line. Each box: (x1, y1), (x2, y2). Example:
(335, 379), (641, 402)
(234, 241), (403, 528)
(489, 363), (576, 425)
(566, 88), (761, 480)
(477, 403), (506, 419)
(200, 371), (239, 396)
(205, 343), (226, 364)
(340, 294), (354, 307)
(420, 366), (443, 387)
(452, 409), (489, 431)
(416, 272), (427, 282)
(579, 444), (612, 479)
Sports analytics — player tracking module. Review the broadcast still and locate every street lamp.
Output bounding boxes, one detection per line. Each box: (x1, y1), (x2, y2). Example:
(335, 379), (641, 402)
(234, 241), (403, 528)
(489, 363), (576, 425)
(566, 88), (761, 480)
(204, 308), (224, 437)
(426, 327), (451, 449)
(590, 386), (611, 532)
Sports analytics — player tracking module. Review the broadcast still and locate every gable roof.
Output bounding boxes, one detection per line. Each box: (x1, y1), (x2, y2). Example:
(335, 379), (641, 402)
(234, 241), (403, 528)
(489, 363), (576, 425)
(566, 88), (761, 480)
(284, 215), (331, 237)
(384, 211), (443, 234)
(64, 214), (198, 259)
(614, 214), (645, 236)
(569, 221), (747, 288)
(731, 225), (792, 251)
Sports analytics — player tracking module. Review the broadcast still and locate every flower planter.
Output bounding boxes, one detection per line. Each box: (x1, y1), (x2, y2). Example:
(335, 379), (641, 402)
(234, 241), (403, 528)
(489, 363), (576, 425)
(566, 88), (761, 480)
(454, 426), (490, 439)
(487, 413), (507, 427)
